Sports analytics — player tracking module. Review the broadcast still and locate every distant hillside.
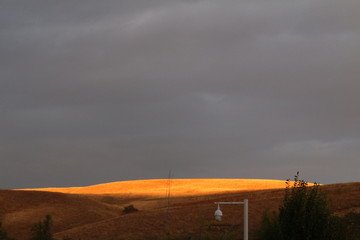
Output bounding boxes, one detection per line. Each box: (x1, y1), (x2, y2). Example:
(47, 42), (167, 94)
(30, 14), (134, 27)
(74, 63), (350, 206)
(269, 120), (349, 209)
(1, 179), (358, 240)
(20, 178), (290, 196)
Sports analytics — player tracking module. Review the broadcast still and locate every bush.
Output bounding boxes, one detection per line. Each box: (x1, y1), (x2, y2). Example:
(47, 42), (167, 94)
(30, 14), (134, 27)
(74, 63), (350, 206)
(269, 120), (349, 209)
(122, 205), (139, 214)
(29, 215), (54, 240)
(258, 172), (348, 240)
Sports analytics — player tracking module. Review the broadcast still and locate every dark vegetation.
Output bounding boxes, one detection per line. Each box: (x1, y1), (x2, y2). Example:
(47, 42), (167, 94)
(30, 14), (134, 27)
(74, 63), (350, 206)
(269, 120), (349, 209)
(258, 173), (360, 240)
(0, 216), (69, 240)
(122, 204), (139, 214)
(29, 215), (55, 240)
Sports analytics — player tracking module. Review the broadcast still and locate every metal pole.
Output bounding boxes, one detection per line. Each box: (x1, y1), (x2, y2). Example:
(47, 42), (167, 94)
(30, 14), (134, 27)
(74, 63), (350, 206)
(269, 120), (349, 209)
(243, 199), (248, 240)
(214, 199), (249, 240)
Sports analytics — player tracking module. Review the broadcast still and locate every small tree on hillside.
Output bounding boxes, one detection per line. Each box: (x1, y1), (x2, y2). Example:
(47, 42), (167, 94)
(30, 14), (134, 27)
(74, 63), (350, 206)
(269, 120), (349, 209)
(122, 204), (139, 214)
(30, 215), (54, 240)
(259, 172), (338, 240)
(278, 173), (330, 240)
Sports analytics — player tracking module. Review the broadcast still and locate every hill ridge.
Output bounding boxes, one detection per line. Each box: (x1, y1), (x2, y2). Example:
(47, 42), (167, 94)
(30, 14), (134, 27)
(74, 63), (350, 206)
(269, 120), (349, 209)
(19, 178), (289, 196)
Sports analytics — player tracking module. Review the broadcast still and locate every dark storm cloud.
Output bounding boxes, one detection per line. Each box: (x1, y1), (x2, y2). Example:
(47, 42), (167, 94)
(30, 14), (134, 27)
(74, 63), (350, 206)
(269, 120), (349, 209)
(1, 0), (360, 188)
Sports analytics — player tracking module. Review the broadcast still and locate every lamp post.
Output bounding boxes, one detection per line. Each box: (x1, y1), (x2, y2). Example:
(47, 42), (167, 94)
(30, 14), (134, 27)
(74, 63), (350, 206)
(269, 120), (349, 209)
(214, 199), (248, 240)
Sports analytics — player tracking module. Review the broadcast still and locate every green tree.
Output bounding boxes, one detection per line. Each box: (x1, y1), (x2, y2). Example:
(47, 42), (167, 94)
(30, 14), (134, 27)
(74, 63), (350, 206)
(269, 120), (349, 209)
(29, 215), (54, 240)
(0, 222), (14, 240)
(259, 172), (344, 240)
(278, 173), (330, 240)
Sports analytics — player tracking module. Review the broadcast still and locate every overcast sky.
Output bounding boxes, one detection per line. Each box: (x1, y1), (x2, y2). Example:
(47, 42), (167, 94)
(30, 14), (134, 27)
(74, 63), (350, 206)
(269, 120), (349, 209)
(1, 0), (360, 189)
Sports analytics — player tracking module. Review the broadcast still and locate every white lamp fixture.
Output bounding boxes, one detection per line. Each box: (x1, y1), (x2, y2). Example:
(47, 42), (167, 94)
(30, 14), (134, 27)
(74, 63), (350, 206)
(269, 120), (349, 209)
(214, 199), (248, 240)
(214, 204), (223, 221)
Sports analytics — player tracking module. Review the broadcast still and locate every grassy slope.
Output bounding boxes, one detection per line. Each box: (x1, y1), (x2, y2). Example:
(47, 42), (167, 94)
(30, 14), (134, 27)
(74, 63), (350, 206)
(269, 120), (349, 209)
(20, 179), (290, 196)
(1, 179), (359, 240)
(0, 190), (120, 240)
(53, 182), (360, 240)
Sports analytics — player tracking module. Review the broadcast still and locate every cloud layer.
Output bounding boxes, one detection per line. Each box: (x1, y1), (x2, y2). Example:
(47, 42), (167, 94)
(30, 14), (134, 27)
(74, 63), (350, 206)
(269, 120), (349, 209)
(1, 0), (360, 188)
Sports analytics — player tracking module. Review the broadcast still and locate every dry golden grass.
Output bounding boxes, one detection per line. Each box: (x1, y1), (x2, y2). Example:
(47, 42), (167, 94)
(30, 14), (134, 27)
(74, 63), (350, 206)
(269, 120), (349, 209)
(20, 179), (290, 196)
(52, 182), (360, 240)
(0, 190), (119, 240)
(1, 179), (359, 240)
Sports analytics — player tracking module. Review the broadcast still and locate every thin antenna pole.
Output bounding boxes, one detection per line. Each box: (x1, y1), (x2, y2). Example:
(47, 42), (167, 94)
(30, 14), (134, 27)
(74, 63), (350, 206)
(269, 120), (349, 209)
(166, 169), (172, 209)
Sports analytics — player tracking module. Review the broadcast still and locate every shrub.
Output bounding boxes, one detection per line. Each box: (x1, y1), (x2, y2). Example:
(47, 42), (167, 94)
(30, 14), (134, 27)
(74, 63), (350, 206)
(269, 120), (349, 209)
(122, 205), (139, 214)
(258, 172), (346, 240)
(29, 215), (54, 240)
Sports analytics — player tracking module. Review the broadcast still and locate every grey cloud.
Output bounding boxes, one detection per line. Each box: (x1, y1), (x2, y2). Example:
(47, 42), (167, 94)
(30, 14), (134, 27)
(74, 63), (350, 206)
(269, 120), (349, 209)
(1, 0), (360, 188)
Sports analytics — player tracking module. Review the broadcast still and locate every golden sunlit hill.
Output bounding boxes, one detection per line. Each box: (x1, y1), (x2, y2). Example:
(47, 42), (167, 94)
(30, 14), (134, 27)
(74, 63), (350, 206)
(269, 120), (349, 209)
(0, 179), (359, 240)
(21, 179), (291, 196)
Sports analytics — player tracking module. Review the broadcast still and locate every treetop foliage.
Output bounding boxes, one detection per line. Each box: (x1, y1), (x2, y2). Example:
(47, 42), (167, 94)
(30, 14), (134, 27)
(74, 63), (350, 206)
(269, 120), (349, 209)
(279, 173), (330, 240)
(259, 172), (359, 240)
